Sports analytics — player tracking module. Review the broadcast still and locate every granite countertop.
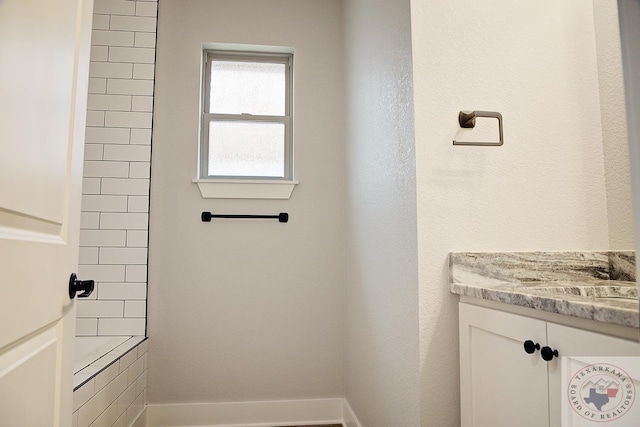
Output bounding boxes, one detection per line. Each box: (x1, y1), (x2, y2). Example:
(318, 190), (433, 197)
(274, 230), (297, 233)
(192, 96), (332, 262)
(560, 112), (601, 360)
(449, 251), (639, 328)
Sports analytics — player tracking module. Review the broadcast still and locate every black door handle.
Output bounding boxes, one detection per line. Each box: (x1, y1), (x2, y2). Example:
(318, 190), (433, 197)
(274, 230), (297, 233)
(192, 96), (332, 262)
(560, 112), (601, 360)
(540, 346), (559, 361)
(69, 273), (95, 299)
(523, 340), (541, 354)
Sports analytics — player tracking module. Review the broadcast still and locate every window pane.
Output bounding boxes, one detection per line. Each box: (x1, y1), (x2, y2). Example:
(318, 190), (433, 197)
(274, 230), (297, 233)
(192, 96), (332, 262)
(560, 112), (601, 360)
(210, 60), (286, 116)
(208, 121), (285, 177)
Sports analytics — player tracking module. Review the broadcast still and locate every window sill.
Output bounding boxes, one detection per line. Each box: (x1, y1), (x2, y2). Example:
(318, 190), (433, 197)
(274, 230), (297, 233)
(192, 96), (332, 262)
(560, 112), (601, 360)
(193, 179), (298, 199)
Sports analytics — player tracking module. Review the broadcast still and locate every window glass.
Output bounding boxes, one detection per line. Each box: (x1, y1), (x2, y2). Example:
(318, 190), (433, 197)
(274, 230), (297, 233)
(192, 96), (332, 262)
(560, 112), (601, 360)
(208, 121), (285, 177)
(209, 61), (286, 116)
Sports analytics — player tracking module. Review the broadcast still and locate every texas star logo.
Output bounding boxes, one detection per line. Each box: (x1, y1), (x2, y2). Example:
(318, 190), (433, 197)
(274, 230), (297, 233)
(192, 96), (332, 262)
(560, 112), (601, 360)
(568, 363), (636, 422)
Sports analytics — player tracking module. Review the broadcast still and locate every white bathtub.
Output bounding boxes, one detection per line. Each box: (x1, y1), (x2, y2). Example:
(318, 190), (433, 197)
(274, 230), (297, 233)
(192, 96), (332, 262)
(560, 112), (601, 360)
(73, 335), (145, 389)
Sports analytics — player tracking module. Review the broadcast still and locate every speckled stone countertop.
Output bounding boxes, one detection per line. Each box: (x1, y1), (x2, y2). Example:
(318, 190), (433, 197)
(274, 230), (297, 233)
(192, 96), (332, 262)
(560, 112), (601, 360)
(449, 252), (639, 328)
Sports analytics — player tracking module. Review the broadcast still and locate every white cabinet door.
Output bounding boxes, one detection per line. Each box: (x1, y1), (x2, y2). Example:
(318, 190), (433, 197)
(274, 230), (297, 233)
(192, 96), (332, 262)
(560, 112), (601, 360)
(547, 323), (640, 427)
(459, 303), (550, 427)
(0, 0), (92, 425)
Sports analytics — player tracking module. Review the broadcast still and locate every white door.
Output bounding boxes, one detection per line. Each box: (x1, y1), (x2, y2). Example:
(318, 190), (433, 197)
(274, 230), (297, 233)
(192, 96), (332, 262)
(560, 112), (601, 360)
(0, 0), (93, 425)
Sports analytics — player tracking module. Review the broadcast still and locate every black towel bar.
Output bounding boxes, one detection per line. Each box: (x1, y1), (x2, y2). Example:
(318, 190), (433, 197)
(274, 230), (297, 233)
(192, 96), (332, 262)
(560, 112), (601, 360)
(201, 212), (289, 223)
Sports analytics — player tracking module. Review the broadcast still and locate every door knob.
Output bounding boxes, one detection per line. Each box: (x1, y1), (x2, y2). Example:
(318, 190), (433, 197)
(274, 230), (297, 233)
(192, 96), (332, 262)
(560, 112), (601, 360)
(69, 273), (95, 299)
(523, 340), (540, 354)
(540, 346), (559, 361)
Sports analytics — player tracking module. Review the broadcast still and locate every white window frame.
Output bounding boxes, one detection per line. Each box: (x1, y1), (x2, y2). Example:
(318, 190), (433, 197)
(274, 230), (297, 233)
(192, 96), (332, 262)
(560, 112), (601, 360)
(199, 50), (293, 181)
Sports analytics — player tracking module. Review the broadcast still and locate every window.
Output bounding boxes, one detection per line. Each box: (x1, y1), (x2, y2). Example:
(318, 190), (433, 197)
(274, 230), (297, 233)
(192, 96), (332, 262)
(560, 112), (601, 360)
(200, 50), (293, 180)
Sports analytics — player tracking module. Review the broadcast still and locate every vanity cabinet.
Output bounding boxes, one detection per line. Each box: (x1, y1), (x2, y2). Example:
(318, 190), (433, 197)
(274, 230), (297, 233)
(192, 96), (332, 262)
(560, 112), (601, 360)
(459, 303), (640, 427)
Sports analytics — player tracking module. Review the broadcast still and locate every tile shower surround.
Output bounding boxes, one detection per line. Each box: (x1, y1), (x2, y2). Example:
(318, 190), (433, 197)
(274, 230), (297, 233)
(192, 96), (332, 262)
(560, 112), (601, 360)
(73, 339), (148, 427)
(77, 0), (156, 337)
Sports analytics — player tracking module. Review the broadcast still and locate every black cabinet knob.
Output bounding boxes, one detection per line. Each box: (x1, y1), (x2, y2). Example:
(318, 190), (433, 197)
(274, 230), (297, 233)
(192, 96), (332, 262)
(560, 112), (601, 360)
(69, 273), (95, 299)
(540, 346), (559, 361)
(523, 340), (541, 354)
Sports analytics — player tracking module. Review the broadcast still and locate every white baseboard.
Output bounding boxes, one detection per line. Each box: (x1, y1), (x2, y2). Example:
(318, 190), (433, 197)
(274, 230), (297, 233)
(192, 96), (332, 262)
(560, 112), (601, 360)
(145, 398), (347, 427)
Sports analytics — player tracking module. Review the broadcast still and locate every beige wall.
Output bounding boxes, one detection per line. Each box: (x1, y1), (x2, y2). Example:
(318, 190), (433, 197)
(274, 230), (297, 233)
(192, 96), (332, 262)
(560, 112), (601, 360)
(593, 0), (634, 250)
(343, 0), (420, 425)
(410, 0), (611, 425)
(147, 0), (345, 403)
(619, 0), (640, 277)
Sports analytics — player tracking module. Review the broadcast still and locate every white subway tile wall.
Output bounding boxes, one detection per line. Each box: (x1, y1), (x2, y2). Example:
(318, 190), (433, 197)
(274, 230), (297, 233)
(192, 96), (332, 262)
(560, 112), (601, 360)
(78, 0), (156, 338)
(73, 339), (148, 427)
